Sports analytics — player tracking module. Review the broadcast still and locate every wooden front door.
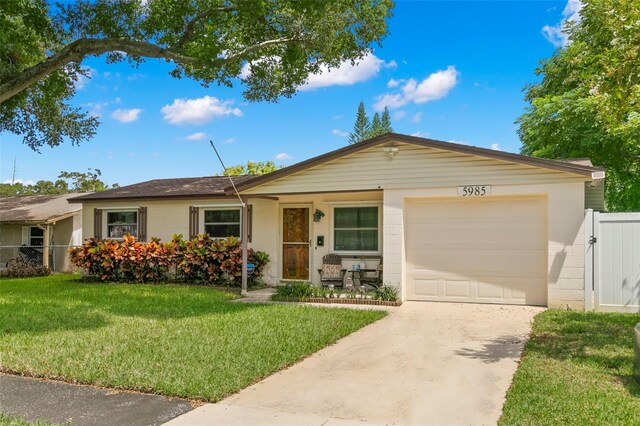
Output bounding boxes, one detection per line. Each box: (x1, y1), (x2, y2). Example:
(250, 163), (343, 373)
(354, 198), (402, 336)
(282, 207), (310, 280)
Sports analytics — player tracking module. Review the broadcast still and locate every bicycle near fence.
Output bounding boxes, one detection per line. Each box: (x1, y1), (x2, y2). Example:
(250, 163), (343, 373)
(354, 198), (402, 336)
(6, 246), (44, 268)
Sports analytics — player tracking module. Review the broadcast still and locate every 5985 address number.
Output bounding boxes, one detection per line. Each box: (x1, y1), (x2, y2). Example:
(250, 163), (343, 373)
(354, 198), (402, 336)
(458, 185), (491, 197)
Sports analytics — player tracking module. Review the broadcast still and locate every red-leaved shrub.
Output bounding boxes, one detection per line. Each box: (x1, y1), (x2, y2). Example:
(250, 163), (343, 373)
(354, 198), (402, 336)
(68, 234), (269, 285)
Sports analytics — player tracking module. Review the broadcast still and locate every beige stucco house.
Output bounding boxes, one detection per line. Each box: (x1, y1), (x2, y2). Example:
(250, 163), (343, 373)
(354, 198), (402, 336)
(70, 134), (605, 309)
(0, 193), (85, 271)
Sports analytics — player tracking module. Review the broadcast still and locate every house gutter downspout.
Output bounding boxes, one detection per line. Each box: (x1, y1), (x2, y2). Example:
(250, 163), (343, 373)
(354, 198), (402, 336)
(241, 196), (248, 295)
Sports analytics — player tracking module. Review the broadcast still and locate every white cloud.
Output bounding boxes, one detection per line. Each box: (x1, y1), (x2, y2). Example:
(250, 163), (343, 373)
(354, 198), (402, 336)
(161, 96), (243, 125)
(490, 143), (501, 151)
(111, 108), (143, 123)
(223, 138), (236, 144)
(392, 110), (407, 120)
(299, 53), (396, 91)
(448, 139), (469, 145)
(275, 152), (293, 161)
(411, 112), (423, 123)
(542, 0), (583, 47)
(3, 179), (34, 185)
(74, 66), (94, 90)
(374, 66), (460, 111)
(185, 132), (207, 141)
(332, 129), (348, 137)
(387, 78), (401, 88)
(127, 73), (145, 81)
(411, 131), (429, 138)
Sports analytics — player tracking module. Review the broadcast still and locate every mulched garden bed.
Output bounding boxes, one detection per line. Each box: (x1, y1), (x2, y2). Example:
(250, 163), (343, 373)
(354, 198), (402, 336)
(271, 296), (401, 306)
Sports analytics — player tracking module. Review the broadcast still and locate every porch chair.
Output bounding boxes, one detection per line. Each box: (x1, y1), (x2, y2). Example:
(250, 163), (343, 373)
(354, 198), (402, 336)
(358, 257), (383, 289)
(317, 253), (346, 287)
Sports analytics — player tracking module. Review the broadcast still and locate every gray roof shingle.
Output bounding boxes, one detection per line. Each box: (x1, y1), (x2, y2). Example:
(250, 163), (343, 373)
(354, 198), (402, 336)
(68, 176), (254, 202)
(0, 193), (86, 223)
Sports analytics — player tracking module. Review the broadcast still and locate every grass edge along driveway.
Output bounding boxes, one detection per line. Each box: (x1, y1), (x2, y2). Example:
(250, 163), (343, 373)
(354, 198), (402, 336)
(0, 275), (386, 402)
(499, 309), (640, 425)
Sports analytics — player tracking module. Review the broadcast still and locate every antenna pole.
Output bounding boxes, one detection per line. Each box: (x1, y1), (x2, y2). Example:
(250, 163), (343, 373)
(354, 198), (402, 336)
(210, 140), (244, 207)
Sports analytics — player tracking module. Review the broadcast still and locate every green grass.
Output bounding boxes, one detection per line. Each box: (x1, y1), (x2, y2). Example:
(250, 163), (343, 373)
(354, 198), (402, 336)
(500, 310), (640, 425)
(0, 275), (385, 401)
(0, 414), (58, 426)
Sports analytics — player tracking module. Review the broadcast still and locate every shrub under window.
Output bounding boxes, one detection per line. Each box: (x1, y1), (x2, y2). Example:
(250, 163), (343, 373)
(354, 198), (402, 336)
(334, 206), (378, 252)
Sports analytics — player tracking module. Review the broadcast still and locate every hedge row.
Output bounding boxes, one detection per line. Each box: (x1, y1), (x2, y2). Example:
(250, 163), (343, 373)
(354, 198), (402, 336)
(68, 234), (269, 285)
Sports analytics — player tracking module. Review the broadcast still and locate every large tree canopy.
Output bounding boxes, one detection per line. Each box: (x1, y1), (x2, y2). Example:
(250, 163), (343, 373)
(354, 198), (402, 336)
(518, 0), (640, 211)
(0, 0), (393, 150)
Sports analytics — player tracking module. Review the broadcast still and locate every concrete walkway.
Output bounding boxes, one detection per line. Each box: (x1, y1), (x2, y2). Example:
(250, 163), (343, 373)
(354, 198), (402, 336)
(167, 302), (542, 426)
(0, 374), (193, 426)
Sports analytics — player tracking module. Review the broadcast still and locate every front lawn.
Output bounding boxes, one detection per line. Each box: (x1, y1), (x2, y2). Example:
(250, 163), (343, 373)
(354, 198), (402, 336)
(500, 310), (640, 425)
(0, 275), (385, 401)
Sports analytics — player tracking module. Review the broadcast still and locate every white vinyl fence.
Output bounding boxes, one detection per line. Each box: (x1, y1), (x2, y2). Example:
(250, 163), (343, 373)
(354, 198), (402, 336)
(585, 209), (640, 312)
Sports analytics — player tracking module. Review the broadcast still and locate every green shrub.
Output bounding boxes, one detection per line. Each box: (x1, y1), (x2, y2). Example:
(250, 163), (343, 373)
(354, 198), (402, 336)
(68, 234), (270, 285)
(372, 285), (399, 301)
(273, 281), (314, 299)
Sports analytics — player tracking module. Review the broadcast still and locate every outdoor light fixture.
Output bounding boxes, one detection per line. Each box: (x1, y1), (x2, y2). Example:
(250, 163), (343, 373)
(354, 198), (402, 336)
(383, 147), (399, 159)
(313, 209), (325, 222)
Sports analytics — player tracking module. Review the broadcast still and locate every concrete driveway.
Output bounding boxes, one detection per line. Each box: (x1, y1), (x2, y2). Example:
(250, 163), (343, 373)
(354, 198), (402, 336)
(167, 302), (542, 426)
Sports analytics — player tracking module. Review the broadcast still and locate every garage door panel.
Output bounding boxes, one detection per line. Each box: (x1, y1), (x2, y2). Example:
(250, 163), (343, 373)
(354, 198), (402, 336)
(407, 249), (547, 277)
(405, 196), (547, 306)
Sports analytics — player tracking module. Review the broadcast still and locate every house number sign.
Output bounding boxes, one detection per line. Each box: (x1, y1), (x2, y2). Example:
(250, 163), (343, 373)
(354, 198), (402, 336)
(458, 185), (491, 197)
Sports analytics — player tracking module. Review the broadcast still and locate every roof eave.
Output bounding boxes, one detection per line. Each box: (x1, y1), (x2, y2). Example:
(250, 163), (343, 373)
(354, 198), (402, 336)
(226, 133), (601, 194)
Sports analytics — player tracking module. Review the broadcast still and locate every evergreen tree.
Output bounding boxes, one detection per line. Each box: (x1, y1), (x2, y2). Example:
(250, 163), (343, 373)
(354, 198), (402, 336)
(369, 112), (382, 138)
(381, 107), (393, 133)
(348, 102), (371, 144)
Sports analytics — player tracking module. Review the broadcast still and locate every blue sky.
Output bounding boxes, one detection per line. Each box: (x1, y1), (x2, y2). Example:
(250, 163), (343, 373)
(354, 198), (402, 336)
(0, 0), (577, 187)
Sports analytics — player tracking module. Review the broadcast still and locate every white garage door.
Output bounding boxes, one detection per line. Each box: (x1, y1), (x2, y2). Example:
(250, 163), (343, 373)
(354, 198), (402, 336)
(405, 196), (547, 305)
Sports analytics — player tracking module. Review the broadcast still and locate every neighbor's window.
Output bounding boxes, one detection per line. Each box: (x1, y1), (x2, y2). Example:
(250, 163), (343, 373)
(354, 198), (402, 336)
(333, 206), (379, 252)
(29, 227), (44, 246)
(107, 211), (137, 238)
(204, 209), (241, 238)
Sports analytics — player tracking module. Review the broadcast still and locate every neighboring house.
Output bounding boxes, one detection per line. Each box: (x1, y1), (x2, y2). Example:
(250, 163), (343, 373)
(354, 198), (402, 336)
(0, 193), (85, 271)
(70, 133), (605, 309)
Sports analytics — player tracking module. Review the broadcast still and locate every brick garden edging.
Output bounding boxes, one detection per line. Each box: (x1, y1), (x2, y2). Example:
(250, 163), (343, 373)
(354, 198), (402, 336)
(270, 296), (401, 307)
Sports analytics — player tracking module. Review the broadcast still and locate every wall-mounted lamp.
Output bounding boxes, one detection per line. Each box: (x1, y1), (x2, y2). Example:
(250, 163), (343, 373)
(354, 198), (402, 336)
(383, 147), (399, 159)
(313, 209), (325, 222)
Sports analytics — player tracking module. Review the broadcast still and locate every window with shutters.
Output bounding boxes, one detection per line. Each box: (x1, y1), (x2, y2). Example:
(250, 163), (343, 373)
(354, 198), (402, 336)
(29, 226), (44, 246)
(202, 208), (241, 238)
(106, 211), (138, 239)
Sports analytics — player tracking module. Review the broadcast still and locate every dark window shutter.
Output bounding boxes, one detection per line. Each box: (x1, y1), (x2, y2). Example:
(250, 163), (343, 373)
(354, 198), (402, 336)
(138, 207), (147, 242)
(247, 205), (253, 243)
(94, 209), (102, 240)
(189, 206), (199, 239)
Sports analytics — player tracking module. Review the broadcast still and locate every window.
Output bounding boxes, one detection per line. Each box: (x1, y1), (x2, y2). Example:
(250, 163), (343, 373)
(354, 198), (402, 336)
(204, 209), (241, 238)
(29, 227), (44, 246)
(107, 211), (137, 239)
(333, 206), (379, 252)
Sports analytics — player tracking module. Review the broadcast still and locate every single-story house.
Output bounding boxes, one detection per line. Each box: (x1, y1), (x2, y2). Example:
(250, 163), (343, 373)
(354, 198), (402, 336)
(0, 193), (85, 271)
(69, 133), (605, 309)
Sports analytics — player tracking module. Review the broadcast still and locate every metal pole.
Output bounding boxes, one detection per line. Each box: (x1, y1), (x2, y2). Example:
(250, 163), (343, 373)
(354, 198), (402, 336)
(634, 323), (640, 384)
(42, 224), (50, 269)
(241, 197), (249, 295)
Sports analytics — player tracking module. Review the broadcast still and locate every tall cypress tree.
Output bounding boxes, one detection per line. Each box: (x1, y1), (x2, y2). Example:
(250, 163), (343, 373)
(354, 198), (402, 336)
(348, 101), (371, 144)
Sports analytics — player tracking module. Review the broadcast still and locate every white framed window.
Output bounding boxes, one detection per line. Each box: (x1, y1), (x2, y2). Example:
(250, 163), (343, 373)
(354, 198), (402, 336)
(106, 211), (138, 239)
(203, 208), (241, 239)
(332, 205), (380, 253)
(29, 226), (44, 246)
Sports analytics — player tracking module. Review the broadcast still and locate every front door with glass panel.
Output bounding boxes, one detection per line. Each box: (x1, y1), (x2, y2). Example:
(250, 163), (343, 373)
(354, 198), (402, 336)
(282, 207), (310, 280)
